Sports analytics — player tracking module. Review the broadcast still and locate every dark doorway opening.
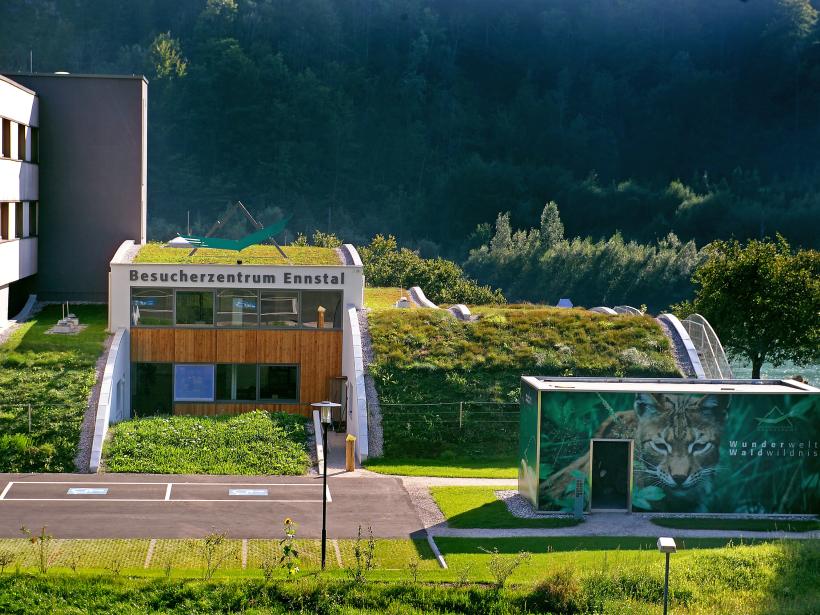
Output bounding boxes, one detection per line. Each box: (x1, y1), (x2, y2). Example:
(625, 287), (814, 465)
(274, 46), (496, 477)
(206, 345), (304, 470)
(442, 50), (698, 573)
(590, 439), (632, 511)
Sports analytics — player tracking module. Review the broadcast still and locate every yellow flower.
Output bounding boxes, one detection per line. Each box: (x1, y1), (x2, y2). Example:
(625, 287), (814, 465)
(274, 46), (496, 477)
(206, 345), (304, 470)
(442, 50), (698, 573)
(284, 517), (292, 525)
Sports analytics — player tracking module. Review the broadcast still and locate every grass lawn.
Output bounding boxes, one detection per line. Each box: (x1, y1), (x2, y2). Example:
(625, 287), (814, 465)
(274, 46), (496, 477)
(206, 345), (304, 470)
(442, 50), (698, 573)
(104, 411), (310, 474)
(364, 287), (411, 311)
(650, 517), (820, 533)
(134, 242), (340, 265)
(430, 486), (582, 529)
(363, 456), (517, 479)
(0, 304), (109, 472)
(366, 305), (679, 478)
(0, 538), (816, 613)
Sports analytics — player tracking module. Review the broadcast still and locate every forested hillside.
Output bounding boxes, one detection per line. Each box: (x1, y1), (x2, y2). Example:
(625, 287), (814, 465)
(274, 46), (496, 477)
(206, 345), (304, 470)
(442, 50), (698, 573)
(2, 0), (819, 260)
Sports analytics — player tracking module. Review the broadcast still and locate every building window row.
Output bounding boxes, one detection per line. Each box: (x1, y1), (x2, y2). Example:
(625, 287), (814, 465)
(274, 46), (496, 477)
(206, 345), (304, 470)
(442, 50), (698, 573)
(0, 117), (38, 163)
(131, 362), (299, 416)
(131, 288), (342, 329)
(0, 201), (38, 241)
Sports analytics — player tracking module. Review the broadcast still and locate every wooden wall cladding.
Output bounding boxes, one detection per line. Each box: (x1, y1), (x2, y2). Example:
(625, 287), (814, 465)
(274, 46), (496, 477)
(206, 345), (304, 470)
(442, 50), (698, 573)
(299, 330), (342, 404)
(215, 329), (258, 363)
(175, 403), (311, 418)
(130, 329), (175, 362)
(257, 330), (301, 363)
(174, 329), (215, 362)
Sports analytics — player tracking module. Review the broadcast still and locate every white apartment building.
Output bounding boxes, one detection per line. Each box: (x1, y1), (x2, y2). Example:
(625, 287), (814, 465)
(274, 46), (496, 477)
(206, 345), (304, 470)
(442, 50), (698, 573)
(0, 75), (38, 324)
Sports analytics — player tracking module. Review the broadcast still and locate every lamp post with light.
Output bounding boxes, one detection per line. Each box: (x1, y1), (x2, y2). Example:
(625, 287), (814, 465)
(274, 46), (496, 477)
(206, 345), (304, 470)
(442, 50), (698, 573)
(657, 537), (677, 615)
(311, 401), (341, 570)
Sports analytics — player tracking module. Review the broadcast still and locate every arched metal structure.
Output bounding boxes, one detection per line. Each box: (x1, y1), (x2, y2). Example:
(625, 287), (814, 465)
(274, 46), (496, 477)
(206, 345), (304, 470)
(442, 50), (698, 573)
(613, 305), (642, 316)
(680, 313), (734, 379)
(590, 306), (618, 315)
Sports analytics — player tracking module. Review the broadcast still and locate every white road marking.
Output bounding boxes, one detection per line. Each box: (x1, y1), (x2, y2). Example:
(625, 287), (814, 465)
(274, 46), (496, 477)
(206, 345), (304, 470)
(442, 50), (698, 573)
(1, 498), (324, 503)
(0, 482), (13, 500)
(67, 488), (109, 495)
(11, 481), (322, 487)
(326, 485), (332, 503)
(164, 484), (172, 501)
(229, 489), (269, 496)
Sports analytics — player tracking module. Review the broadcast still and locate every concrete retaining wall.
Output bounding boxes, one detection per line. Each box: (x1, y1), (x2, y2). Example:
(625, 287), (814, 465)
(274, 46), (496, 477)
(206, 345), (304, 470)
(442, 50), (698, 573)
(89, 327), (130, 472)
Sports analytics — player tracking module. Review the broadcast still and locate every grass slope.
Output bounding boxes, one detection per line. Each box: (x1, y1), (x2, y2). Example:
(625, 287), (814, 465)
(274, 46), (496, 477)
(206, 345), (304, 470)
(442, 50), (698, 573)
(430, 486), (582, 528)
(651, 517), (820, 532)
(104, 411), (310, 474)
(135, 242), (340, 265)
(0, 540), (816, 614)
(364, 287), (411, 311)
(364, 306), (679, 477)
(0, 304), (108, 472)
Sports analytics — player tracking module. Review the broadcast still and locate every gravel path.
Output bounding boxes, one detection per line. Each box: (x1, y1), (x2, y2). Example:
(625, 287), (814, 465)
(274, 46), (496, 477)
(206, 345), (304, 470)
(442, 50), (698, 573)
(656, 316), (696, 377)
(358, 308), (384, 457)
(74, 332), (113, 472)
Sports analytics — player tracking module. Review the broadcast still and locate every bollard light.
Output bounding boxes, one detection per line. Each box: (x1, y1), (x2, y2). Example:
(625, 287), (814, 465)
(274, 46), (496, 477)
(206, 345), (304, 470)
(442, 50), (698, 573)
(311, 401), (341, 570)
(657, 537), (677, 615)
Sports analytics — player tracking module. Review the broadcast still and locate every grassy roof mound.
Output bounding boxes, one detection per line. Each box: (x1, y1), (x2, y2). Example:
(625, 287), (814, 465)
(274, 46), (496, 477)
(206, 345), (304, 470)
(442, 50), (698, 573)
(134, 242), (341, 266)
(368, 306), (679, 390)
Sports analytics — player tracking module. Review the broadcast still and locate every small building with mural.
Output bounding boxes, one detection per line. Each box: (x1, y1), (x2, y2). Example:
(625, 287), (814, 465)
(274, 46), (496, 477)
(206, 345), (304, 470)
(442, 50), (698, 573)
(519, 377), (819, 515)
(103, 237), (369, 460)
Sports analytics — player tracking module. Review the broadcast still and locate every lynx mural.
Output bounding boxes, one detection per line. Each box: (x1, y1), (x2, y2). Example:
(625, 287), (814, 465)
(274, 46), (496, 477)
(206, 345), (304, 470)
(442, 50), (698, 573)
(523, 390), (818, 514)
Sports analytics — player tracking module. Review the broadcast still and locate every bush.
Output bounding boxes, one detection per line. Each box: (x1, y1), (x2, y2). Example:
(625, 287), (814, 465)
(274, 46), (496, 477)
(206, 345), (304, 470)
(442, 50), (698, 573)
(525, 569), (585, 614)
(359, 235), (505, 305)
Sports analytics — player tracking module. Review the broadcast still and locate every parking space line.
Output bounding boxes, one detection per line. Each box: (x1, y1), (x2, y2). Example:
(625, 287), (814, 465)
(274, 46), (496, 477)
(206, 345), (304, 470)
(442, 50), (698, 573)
(326, 485), (332, 503)
(3, 498), (325, 503)
(11, 481), (322, 487)
(0, 482), (12, 500)
(164, 483), (172, 501)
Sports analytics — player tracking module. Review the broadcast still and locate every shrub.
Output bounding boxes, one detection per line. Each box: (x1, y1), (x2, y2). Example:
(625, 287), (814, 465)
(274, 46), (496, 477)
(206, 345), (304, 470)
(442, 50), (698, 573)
(525, 569), (585, 614)
(359, 235), (505, 305)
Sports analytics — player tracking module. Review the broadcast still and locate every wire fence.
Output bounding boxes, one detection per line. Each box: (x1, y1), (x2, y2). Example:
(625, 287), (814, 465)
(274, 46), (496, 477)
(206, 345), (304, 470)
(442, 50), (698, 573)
(376, 401), (520, 458)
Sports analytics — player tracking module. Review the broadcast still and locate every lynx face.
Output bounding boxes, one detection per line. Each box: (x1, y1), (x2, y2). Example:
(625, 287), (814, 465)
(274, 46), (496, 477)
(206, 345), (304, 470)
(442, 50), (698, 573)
(634, 393), (728, 503)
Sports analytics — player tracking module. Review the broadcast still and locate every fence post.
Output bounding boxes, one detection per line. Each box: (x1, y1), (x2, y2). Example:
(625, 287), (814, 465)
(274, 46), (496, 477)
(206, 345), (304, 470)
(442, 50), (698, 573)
(459, 401), (463, 429)
(28, 404), (32, 433)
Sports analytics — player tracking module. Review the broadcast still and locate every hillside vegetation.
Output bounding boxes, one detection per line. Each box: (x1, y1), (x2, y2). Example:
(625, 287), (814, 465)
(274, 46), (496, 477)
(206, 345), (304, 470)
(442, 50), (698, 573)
(365, 305), (678, 476)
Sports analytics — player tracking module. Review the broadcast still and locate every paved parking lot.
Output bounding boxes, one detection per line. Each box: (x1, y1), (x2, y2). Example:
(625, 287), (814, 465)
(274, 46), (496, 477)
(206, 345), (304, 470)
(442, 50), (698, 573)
(0, 473), (424, 539)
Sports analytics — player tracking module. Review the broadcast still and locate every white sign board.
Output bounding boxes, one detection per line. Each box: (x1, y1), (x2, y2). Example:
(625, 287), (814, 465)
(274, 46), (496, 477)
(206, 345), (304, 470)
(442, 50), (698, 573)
(67, 487), (109, 495)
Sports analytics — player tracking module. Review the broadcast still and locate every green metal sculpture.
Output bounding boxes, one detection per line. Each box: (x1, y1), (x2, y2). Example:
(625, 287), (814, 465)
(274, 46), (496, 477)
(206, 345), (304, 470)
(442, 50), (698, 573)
(179, 214), (292, 251)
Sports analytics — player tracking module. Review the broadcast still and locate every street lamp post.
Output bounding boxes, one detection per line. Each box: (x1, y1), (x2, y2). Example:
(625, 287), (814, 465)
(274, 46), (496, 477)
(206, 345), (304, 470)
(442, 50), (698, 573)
(657, 537), (677, 615)
(312, 401), (341, 571)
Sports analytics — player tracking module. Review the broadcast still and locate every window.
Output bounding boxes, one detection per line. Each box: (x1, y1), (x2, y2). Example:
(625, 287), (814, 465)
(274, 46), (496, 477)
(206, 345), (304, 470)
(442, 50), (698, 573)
(31, 127), (38, 163)
(28, 202), (37, 237)
(260, 291), (299, 327)
(131, 288), (173, 326)
(14, 202), (23, 238)
(176, 290), (214, 325)
(300, 291), (343, 329)
(216, 289), (258, 327)
(132, 363), (173, 416)
(215, 364), (257, 401)
(259, 365), (299, 402)
(0, 203), (8, 240)
(173, 364), (215, 401)
(17, 124), (26, 161)
(1, 119), (10, 158)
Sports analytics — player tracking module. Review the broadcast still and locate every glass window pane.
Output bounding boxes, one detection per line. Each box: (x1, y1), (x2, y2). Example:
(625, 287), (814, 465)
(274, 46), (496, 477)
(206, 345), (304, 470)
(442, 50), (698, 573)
(176, 291), (214, 325)
(259, 365), (298, 401)
(216, 364), (257, 401)
(260, 291), (299, 327)
(300, 291), (342, 329)
(131, 288), (174, 326)
(131, 363), (173, 416)
(216, 289), (258, 327)
(174, 364), (214, 401)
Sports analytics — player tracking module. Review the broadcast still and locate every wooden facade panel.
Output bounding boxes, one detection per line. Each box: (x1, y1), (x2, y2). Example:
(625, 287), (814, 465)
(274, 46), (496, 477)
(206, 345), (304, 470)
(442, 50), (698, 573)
(174, 329), (216, 363)
(215, 329), (258, 363)
(174, 403), (310, 418)
(256, 330), (301, 364)
(299, 330), (343, 404)
(130, 329), (175, 362)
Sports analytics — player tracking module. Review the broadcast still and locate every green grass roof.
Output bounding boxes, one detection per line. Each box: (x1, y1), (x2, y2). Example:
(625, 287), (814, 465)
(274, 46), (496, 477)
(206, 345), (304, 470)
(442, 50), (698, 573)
(133, 242), (342, 266)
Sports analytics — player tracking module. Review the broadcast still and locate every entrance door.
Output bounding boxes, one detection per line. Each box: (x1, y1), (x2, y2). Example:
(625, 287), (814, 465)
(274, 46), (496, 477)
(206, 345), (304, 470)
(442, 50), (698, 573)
(590, 439), (632, 511)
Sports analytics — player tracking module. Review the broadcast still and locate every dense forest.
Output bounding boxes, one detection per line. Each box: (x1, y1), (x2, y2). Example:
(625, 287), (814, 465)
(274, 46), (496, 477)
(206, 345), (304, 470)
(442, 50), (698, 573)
(2, 0), (819, 303)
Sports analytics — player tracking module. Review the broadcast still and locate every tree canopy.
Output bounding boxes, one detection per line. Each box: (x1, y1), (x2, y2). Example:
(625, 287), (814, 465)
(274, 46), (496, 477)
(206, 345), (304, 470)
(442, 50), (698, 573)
(684, 236), (820, 378)
(1, 0), (819, 257)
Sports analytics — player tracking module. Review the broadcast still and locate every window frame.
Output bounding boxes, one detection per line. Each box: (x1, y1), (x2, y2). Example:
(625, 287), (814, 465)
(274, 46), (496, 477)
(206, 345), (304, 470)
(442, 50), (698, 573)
(257, 363), (300, 404)
(215, 288), (259, 328)
(131, 287), (175, 327)
(174, 289), (216, 327)
(215, 363), (258, 402)
(173, 363), (216, 402)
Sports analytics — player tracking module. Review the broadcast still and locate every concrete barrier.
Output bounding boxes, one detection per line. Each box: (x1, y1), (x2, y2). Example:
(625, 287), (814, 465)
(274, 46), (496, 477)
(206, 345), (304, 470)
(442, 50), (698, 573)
(89, 327), (129, 472)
